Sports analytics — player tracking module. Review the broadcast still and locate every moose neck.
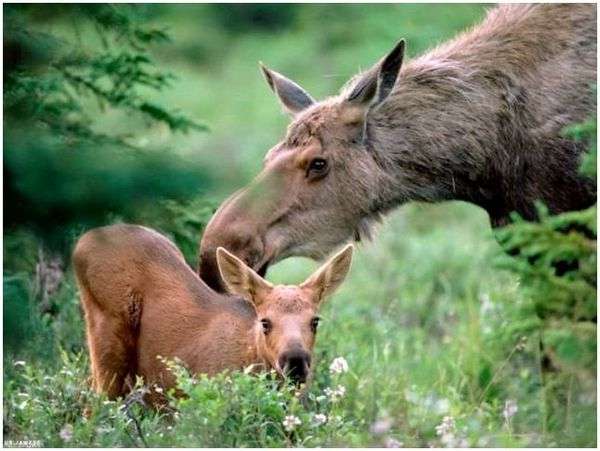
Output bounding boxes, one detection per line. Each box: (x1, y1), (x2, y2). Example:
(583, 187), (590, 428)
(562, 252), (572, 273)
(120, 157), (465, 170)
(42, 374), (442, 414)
(364, 7), (596, 227)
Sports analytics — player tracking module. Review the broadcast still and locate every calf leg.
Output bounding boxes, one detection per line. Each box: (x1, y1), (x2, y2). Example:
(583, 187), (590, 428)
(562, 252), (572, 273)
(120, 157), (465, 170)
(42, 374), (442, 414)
(80, 287), (135, 399)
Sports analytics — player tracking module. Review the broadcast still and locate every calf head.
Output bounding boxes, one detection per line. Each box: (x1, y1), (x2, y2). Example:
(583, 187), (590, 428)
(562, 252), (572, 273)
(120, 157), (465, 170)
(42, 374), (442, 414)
(216, 244), (353, 384)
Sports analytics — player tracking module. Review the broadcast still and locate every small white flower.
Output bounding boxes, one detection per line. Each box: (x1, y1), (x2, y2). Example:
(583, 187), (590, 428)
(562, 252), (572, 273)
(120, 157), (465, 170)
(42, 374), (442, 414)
(435, 416), (455, 436)
(16, 400), (28, 410)
(503, 399), (518, 421)
(516, 336), (528, 351)
(329, 357), (349, 375)
(370, 417), (393, 435)
(325, 385), (346, 402)
(440, 433), (456, 447)
(282, 415), (302, 432)
(59, 424), (73, 442)
(384, 437), (403, 448)
(13, 361), (26, 367)
(313, 413), (327, 426)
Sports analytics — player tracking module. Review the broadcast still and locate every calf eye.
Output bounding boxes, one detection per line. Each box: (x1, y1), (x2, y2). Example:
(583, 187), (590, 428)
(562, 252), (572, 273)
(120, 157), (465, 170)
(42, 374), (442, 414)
(306, 158), (328, 179)
(260, 318), (272, 335)
(310, 317), (320, 333)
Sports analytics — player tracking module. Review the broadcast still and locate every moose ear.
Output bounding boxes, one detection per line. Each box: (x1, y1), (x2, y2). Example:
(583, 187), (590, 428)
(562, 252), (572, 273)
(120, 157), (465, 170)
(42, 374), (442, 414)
(216, 247), (273, 304)
(300, 244), (354, 305)
(260, 62), (315, 116)
(345, 39), (405, 108)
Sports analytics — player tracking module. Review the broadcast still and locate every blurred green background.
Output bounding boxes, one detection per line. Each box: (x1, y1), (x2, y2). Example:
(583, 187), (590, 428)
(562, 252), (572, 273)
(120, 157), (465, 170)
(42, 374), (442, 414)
(3, 4), (596, 448)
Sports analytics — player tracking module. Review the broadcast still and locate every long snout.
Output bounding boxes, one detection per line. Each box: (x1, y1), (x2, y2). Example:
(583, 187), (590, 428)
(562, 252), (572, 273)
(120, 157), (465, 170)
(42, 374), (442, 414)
(199, 190), (264, 292)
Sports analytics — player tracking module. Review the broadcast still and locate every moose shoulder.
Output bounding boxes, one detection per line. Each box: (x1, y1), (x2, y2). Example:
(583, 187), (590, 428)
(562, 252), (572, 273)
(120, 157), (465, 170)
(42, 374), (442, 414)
(199, 4), (596, 292)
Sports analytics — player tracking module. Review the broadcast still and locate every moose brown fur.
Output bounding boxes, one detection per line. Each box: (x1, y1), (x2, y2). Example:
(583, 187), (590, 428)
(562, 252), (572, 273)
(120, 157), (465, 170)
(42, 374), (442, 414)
(199, 4), (596, 292)
(73, 224), (353, 398)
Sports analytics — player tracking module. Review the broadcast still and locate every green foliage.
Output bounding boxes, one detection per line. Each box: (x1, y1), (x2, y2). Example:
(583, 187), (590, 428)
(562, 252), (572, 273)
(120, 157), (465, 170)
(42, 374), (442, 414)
(563, 115), (597, 179)
(493, 116), (596, 440)
(4, 354), (137, 447)
(4, 4), (209, 248)
(495, 205), (596, 323)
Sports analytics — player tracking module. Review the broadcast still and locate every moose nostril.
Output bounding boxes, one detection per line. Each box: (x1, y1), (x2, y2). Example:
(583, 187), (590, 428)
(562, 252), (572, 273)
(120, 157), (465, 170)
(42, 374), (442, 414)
(280, 353), (311, 384)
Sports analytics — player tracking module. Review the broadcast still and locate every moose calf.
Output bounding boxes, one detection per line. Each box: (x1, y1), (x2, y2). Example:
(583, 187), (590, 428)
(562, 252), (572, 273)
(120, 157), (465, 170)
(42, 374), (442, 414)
(73, 224), (353, 398)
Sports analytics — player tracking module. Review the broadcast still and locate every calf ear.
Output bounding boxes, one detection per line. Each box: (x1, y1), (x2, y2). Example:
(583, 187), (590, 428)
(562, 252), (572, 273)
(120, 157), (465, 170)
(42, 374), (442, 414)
(216, 247), (273, 305)
(300, 244), (354, 305)
(345, 39), (405, 108)
(260, 63), (315, 116)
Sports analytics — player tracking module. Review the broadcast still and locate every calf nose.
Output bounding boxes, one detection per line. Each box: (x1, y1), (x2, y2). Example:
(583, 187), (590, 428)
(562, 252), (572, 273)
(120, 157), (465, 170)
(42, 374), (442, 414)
(279, 350), (312, 384)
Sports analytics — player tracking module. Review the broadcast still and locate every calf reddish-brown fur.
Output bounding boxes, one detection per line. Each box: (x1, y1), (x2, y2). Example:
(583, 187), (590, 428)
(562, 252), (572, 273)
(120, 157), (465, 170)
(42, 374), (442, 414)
(73, 224), (352, 398)
(199, 4), (596, 292)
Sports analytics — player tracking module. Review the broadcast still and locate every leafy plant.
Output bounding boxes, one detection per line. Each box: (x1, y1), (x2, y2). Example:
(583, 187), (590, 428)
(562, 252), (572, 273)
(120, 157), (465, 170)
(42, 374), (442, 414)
(4, 4), (210, 250)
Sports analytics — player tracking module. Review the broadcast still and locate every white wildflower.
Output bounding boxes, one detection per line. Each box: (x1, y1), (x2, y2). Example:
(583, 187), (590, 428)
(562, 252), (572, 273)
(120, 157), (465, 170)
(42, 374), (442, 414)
(384, 437), (403, 448)
(456, 437), (469, 447)
(16, 400), (28, 410)
(435, 416), (455, 437)
(13, 361), (26, 367)
(440, 433), (457, 447)
(313, 413), (327, 426)
(282, 415), (302, 432)
(370, 416), (393, 435)
(479, 293), (494, 315)
(435, 416), (457, 446)
(516, 336), (528, 351)
(324, 385), (346, 402)
(59, 424), (73, 442)
(503, 399), (518, 421)
(329, 356), (349, 374)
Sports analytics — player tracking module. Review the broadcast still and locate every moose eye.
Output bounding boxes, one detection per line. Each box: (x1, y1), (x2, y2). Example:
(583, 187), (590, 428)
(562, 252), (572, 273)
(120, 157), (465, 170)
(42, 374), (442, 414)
(307, 158), (328, 179)
(310, 317), (320, 333)
(260, 318), (272, 335)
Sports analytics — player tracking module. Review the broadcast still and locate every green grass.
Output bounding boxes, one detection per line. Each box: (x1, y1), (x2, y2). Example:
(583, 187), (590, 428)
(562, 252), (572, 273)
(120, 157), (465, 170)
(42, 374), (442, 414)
(3, 4), (596, 448)
(5, 203), (596, 447)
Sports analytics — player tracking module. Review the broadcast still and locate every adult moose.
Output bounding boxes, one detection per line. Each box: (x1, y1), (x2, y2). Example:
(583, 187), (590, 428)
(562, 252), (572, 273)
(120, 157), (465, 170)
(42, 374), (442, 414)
(73, 224), (353, 398)
(200, 4), (596, 292)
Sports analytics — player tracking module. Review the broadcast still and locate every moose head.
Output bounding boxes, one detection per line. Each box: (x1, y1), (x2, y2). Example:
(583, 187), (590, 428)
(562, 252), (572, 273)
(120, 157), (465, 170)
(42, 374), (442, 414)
(200, 41), (405, 291)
